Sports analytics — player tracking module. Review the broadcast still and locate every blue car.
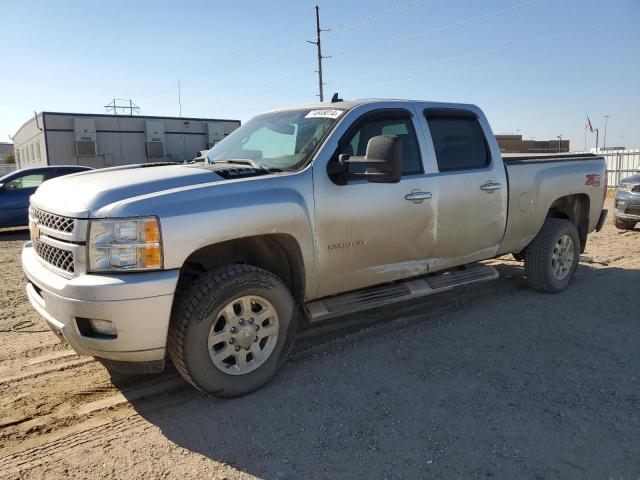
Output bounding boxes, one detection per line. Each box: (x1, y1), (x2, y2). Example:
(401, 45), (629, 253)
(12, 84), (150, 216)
(614, 167), (640, 230)
(0, 166), (92, 228)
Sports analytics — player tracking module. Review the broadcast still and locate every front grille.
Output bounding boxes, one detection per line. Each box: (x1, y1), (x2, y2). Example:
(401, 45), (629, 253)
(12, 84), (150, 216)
(626, 205), (640, 216)
(33, 239), (74, 273)
(632, 185), (640, 193)
(31, 208), (75, 233)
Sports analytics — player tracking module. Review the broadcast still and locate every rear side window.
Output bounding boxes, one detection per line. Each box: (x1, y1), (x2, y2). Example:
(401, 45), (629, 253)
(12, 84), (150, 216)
(425, 111), (489, 172)
(4, 173), (47, 190)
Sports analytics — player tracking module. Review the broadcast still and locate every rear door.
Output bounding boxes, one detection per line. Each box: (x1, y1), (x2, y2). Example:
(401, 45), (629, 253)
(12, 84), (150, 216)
(313, 106), (438, 297)
(419, 107), (507, 267)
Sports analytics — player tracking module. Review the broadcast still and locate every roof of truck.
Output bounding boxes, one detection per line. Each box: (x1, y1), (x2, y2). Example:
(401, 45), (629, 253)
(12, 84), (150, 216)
(271, 98), (469, 112)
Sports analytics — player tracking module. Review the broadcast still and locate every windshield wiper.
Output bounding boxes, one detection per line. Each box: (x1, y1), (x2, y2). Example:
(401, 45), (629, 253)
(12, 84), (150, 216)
(209, 159), (282, 173)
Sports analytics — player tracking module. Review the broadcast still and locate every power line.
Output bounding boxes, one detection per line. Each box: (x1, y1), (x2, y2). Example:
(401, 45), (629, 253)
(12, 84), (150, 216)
(224, 0), (435, 81)
(352, 0), (540, 51)
(393, 27), (589, 70)
(328, 0), (433, 36)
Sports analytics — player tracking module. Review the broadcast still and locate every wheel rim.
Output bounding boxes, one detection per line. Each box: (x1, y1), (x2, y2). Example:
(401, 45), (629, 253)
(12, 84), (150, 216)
(207, 295), (280, 375)
(551, 234), (575, 281)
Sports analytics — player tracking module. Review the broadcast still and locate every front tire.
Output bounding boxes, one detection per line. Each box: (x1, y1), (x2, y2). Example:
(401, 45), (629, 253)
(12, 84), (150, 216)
(524, 218), (580, 293)
(168, 265), (298, 397)
(614, 217), (636, 230)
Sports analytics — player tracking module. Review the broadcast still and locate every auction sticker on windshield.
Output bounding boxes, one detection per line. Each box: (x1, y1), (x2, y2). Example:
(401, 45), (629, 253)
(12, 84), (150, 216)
(305, 109), (344, 119)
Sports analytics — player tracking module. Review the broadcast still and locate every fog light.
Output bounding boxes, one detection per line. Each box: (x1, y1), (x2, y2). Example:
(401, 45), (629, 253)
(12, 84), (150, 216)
(89, 319), (117, 336)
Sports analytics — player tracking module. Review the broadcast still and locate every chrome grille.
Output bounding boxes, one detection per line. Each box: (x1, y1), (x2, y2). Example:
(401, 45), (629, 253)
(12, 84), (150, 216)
(632, 185), (640, 193)
(33, 239), (74, 273)
(31, 208), (75, 233)
(626, 205), (640, 216)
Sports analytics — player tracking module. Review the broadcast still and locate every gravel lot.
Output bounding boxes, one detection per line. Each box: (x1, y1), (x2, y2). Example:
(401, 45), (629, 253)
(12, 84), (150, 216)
(0, 199), (638, 479)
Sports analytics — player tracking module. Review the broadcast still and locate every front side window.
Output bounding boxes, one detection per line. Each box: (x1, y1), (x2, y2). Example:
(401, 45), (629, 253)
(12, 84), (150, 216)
(207, 108), (344, 171)
(425, 111), (489, 172)
(3, 173), (47, 190)
(337, 112), (423, 175)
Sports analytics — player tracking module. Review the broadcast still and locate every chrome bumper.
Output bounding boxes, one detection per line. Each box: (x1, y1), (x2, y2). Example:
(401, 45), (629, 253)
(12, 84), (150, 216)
(22, 242), (180, 363)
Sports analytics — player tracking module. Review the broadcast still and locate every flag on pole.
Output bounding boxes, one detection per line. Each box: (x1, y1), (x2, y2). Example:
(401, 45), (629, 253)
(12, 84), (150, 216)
(586, 115), (594, 133)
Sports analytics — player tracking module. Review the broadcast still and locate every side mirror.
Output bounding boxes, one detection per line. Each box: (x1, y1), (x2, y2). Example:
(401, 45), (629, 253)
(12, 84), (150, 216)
(333, 135), (402, 184)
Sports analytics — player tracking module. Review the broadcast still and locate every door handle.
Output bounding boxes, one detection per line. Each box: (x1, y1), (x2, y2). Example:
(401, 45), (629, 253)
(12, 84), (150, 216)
(480, 182), (502, 192)
(405, 191), (433, 202)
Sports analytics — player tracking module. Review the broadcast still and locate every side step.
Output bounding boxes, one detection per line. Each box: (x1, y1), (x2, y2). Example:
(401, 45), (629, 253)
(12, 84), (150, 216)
(304, 263), (498, 323)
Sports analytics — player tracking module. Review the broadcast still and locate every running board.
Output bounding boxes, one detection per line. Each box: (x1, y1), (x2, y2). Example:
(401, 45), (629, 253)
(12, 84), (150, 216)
(304, 263), (499, 323)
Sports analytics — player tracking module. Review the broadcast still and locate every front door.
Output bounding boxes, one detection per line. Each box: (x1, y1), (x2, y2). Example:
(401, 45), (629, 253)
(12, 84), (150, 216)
(313, 108), (437, 297)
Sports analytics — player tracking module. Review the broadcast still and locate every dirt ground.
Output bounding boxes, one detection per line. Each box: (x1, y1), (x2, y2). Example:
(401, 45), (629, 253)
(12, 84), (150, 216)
(0, 198), (638, 479)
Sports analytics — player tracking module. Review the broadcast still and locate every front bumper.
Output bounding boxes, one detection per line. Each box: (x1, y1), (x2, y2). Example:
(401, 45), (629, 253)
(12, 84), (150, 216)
(22, 242), (180, 364)
(614, 190), (640, 221)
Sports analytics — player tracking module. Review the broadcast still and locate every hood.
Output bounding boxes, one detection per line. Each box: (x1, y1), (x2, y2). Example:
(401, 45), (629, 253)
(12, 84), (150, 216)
(30, 163), (266, 217)
(620, 173), (640, 184)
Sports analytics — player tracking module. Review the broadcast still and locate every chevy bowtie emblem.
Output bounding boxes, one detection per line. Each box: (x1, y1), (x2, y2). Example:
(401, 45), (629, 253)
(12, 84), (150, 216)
(29, 222), (40, 240)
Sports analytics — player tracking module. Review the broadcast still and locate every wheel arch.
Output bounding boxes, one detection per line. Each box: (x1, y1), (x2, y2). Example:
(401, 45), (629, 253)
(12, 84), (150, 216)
(546, 193), (590, 252)
(179, 233), (306, 304)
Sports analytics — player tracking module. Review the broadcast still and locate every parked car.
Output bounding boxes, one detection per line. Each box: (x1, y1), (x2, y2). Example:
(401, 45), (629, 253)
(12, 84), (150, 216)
(614, 166), (640, 230)
(0, 166), (92, 228)
(21, 99), (607, 397)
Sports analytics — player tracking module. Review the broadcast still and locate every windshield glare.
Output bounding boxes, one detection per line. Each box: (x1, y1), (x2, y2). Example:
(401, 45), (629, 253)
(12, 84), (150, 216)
(206, 109), (344, 171)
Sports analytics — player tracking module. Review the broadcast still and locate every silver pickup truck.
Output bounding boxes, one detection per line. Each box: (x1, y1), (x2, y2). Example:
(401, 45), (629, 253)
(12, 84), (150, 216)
(22, 99), (608, 397)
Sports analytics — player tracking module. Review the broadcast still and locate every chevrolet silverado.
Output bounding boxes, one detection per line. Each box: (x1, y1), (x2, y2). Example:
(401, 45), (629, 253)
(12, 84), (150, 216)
(22, 99), (608, 396)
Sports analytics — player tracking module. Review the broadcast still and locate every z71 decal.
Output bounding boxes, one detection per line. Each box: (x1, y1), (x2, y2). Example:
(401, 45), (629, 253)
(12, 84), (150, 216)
(585, 174), (601, 187)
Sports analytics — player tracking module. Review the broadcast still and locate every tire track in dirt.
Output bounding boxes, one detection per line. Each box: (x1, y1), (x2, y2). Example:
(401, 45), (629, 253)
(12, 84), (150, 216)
(0, 263), (534, 475)
(0, 208), (636, 477)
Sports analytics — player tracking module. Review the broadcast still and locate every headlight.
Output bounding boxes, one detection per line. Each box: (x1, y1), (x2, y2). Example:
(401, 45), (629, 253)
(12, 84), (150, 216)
(88, 217), (162, 272)
(618, 183), (632, 192)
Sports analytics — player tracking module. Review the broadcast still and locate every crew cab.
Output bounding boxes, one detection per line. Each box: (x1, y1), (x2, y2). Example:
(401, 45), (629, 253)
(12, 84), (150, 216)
(21, 99), (608, 396)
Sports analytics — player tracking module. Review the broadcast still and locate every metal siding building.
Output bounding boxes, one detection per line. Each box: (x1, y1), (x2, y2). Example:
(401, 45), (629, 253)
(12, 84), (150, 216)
(13, 112), (240, 169)
(495, 134), (570, 153)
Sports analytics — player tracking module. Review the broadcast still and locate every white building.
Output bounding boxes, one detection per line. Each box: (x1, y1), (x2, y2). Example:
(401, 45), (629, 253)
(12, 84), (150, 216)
(13, 112), (240, 169)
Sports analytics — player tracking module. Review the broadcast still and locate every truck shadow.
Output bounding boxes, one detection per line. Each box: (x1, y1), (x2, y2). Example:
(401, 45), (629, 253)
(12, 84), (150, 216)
(0, 228), (29, 241)
(113, 262), (640, 479)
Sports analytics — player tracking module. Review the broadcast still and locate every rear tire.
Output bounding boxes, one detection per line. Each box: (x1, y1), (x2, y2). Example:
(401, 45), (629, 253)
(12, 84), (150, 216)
(524, 218), (580, 293)
(614, 217), (636, 230)
(168, 264), (298, 397)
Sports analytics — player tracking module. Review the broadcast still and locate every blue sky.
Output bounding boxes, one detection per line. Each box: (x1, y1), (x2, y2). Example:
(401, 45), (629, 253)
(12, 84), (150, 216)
(2, 0), (639, 150)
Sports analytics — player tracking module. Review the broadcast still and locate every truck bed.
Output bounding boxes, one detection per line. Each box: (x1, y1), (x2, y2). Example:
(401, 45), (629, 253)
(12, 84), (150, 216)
(502, 153), (602, 165)
(498, 153), (607, 256)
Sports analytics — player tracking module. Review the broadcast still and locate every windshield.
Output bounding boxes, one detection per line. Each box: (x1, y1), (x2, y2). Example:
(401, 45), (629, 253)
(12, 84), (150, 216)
(206, 108), (345, 171)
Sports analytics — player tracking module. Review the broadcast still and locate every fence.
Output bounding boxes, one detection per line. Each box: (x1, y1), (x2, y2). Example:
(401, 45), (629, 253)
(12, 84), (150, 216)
(593, 149), (639, 187)
(0, 164), (16, 178)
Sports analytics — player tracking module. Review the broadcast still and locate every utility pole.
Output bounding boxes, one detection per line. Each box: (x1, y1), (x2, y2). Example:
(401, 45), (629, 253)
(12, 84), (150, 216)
(557, 134), (563, 152)
(595, 128), (599, 150)
(307, 6), (330, 101)
(602, 114), (610, 149)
